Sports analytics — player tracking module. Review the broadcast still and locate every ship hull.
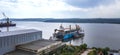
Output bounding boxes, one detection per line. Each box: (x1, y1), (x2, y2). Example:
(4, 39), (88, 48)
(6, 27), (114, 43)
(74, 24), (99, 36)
(0, 23), (16, 27)
(53, 31), (84, 42)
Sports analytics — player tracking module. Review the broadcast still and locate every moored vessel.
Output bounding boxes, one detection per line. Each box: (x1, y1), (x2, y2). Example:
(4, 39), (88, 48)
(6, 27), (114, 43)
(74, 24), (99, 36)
(0, 12), (16, 27)
(0, 22), (16, 27)
(50, 24), (84, 42)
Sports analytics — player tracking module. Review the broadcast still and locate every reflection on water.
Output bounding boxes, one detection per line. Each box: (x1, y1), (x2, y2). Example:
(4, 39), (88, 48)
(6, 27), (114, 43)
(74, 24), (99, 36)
(0, 21), (120, 50)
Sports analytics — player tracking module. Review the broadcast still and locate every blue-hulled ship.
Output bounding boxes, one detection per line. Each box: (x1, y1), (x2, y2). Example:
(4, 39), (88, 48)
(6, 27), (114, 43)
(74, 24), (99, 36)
(51, 24), (84, 42)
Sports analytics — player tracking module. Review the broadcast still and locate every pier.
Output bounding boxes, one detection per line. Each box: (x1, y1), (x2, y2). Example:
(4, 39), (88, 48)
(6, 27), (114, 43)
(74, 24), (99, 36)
(5, 39), (64, 55)
(0, 29), (42, 55)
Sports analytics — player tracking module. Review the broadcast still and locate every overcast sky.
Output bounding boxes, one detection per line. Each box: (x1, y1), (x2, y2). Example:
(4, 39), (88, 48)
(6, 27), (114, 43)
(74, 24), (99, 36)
(0, 0), (120, 18)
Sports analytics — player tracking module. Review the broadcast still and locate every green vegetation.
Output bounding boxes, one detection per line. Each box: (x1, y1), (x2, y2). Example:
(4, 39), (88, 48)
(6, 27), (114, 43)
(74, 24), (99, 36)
(5, 18), (120, 24)
(52, 43), (87, 55)
(48, 43), (110, 55)
(88, 49), (97, 55)
(88, 47), (110, 55)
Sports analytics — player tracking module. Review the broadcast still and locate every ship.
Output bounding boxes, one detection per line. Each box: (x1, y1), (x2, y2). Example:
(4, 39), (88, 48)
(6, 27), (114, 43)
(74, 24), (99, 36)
(0, 13), (16, 27)
(50, 24), (84, 42)
(0, 22), (16, 27)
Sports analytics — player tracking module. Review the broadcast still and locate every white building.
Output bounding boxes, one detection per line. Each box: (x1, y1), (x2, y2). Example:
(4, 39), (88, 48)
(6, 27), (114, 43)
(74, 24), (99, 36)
(0, 29), (42, 55)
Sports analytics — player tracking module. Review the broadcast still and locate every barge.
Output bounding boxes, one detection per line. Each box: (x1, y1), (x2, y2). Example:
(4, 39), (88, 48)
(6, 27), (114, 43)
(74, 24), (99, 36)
(0, 22), (16, 27)
(0, 13), (16, 27)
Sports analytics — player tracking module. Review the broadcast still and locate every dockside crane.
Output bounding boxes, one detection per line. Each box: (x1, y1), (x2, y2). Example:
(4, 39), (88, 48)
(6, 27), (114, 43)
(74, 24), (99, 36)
(2, 12), (9, 32)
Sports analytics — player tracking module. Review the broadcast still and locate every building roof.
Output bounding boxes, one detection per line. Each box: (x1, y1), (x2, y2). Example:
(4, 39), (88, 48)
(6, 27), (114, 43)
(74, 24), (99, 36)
(0, 29), (41, 37)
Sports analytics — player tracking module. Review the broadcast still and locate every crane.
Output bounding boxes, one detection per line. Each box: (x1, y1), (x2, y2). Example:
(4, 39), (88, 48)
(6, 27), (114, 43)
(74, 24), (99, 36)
(2, 12), (9, 32)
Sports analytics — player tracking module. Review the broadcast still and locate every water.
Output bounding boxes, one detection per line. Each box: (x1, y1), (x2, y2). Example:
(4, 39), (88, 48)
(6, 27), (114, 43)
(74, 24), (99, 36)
(0, 21), (120, 50)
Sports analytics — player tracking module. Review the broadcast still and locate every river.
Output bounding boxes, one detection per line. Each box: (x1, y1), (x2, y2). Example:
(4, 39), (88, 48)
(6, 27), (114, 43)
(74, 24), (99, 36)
(0, 21), (120, 50)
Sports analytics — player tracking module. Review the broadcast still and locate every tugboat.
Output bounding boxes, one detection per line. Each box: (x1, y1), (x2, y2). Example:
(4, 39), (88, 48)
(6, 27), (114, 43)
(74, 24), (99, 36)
(51, 24), (84, 42)
(0, 13), (16, 27)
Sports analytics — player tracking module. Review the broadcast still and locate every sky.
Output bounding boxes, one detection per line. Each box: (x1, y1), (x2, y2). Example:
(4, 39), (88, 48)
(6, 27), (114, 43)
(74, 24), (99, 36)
(0, 0), (120, 18)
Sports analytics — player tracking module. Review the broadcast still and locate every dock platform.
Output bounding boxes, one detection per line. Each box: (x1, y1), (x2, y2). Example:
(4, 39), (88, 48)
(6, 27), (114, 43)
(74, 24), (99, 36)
(5, 39), (64, 55)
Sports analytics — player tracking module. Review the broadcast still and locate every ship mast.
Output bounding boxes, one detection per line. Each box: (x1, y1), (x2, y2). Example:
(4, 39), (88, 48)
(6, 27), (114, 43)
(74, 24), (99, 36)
(2, 12), (9, 32)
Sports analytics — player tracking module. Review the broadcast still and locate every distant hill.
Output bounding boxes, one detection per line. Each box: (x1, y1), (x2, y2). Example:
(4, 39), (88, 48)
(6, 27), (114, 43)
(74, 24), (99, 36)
(0, 18), (120, 24)
(0, 18), (52, 22)
(44, 18), (120, 24)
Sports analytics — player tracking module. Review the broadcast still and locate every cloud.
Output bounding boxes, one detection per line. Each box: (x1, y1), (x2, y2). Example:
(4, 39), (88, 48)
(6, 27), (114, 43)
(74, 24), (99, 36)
(0, 0), (120, 18)
(0, 0), (86, 18)
(63, 0), (115, 8)
(89, 0), (120, 18)
(54, 0), (120, 18)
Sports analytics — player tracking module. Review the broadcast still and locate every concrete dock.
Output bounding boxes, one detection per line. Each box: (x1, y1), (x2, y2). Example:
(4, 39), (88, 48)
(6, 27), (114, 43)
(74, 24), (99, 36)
(0, 29), (42, 55)
(5, 39), (64, 55)
(0, 29), (65, 55)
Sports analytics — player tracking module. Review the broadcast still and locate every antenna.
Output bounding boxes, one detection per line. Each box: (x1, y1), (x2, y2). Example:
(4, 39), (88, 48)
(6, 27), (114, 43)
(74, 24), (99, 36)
(69, 25), (71, 31)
